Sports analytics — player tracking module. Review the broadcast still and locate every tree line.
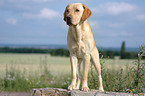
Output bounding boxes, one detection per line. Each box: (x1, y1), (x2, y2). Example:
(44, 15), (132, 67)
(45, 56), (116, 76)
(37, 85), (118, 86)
(0, 47), (69, 57)
(0, 44), (140, 59)
(120, 41), (140, 59)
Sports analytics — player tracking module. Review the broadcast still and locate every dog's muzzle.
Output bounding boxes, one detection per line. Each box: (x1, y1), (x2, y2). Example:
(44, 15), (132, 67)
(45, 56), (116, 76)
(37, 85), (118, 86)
(66, 16), (72, 25)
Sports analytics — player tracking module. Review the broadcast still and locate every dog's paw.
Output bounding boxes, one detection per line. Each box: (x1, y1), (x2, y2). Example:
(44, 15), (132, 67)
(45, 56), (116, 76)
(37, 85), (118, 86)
(75, 86), (80, 90)
(82, 86), (89, 92)
(99, 87), (104, 92)
(68, 84), (76, 90)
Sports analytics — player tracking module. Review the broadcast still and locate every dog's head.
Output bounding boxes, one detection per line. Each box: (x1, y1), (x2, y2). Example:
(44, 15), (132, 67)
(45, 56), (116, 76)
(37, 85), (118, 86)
(64, 3), (92, 26)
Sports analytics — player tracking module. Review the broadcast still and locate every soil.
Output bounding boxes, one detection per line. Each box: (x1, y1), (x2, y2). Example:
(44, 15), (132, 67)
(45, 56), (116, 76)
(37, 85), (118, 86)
(0, 92), (30, 96)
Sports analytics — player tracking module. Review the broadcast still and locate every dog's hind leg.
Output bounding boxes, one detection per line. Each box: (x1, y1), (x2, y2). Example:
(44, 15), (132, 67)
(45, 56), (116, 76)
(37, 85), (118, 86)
(91, 47), (104, 92)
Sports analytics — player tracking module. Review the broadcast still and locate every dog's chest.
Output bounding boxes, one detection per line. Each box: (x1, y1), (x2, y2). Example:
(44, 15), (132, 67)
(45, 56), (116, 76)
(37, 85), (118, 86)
(72, 42), (85, 58)
(67, 24), (92, 58)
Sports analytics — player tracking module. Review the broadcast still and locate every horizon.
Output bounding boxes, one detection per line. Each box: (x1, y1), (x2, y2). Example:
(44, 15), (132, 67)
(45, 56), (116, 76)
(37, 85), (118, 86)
(0, 44), (139, 52)
(0, 43), (140, 52)
(0, 43), (140, 48)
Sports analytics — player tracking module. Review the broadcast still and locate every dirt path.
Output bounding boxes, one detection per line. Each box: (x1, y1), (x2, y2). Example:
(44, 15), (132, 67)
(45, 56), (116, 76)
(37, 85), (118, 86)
(0, 92), (30, 96)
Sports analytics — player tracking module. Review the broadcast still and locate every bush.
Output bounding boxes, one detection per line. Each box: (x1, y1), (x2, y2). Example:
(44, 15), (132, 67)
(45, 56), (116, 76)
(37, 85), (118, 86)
(99, 51), (115, 59)
(88, 43), (145, 94)
(50, 49), (69, 57)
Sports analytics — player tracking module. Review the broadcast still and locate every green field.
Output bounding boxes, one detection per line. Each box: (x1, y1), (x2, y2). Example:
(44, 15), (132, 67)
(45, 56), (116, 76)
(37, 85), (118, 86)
(0, 53), (135, 76)
(0, 53), (70, 77)
(0, 53), (144, 93)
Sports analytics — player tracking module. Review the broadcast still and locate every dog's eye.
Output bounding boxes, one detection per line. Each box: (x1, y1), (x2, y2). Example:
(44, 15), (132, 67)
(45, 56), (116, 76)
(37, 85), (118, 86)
(66, 9), (69, 13)
(76, 9), (79, 12)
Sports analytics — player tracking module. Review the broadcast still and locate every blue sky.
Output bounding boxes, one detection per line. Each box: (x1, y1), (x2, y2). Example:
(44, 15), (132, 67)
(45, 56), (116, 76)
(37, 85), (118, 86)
(0, 0), (145, 48)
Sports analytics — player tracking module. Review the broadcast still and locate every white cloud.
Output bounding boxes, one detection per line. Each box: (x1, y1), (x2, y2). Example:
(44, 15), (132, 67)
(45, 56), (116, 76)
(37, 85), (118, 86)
(106, 23), (124, 28)
(7, 0), (53, 3)
(70, 0), (86, 2)
(93, 2), (137, 16)
(89, 21), (99, 28)
(0, 1), (3, 6)
(104, 31), (133, 38)
(6, 18), (17, 25)
(23, 8), (60, 19)
(107, 2), (137, 15)
(39, 8), (60, 18)
(120, 32), (133, 37)
(31, 0), (54, 2)
(33, 0), (49, 2)
(136, 14), (145, 21)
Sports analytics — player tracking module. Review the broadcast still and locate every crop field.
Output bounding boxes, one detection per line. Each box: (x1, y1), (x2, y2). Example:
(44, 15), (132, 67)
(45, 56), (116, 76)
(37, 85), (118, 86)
(0, 53), (144, 93)
(0, 53), (135, 76)
(0, 53), (71, 77)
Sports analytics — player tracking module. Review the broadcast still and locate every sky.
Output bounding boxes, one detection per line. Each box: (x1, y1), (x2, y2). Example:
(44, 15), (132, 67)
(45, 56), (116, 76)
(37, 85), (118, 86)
(0, 0), (145, 48)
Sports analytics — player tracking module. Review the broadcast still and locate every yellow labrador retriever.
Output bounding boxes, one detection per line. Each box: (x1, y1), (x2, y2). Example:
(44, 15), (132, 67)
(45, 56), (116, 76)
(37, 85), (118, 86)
(64, 3), (104, 92)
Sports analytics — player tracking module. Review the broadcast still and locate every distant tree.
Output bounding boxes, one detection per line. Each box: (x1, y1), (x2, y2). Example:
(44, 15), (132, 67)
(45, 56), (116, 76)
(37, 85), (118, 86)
(121, 41), (126, 59)
(99, 51), (114, 59)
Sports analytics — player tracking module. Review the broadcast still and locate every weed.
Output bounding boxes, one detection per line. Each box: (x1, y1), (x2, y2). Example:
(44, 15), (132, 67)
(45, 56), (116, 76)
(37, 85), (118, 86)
(88, 43), (145, 94)
(0, 44), (144, 93)
(0, 56), (71, 92)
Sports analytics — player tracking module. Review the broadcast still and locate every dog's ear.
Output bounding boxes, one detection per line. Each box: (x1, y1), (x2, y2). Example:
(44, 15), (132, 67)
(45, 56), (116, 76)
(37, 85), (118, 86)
(64, 7), (67, 21)
(81, 4), (92, 21)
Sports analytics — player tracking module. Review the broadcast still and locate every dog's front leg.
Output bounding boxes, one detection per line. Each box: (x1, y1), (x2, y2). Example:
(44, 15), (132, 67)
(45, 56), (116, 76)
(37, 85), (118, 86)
(68, 55), (78, 90)
(76, 59), (82, 89)
(82, 54), (90, 92)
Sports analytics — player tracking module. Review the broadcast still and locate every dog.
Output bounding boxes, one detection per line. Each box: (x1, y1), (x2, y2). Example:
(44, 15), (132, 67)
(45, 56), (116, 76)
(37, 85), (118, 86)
(64, 3), (104, 92)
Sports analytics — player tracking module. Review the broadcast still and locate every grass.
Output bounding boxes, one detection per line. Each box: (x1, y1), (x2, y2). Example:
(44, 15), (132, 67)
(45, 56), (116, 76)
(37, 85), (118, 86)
(0, 53), (144, 94)
(0, 53), (70, 77)
(0, 53), (135, 76)
(0, 53), (71, 92)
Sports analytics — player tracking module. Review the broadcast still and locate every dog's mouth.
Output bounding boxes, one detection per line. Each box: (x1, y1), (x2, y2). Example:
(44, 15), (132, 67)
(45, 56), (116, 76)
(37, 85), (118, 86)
(67, 21), (72, 26)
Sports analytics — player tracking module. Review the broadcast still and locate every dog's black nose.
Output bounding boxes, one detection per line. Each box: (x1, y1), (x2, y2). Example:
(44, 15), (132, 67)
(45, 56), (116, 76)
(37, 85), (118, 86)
(66, 16), (72, 25)
(66, 16), (71, 22)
